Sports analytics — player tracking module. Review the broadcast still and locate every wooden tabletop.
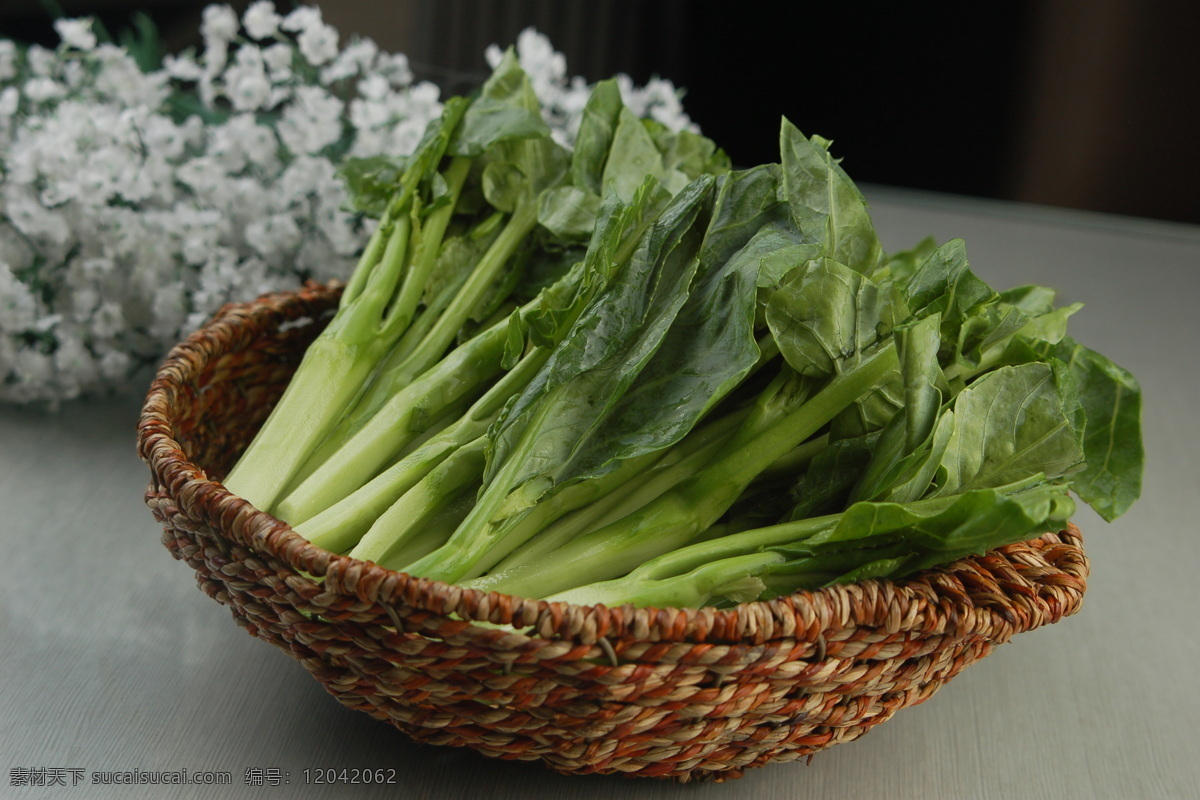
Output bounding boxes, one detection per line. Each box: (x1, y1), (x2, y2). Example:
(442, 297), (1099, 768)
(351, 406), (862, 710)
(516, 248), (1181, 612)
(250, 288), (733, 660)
(3, 187), (1197, 799)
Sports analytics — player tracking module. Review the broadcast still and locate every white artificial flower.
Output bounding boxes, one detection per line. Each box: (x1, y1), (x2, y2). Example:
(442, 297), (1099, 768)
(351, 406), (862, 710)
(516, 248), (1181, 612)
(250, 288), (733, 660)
(245, 213), (302, 265)
(314, 194), (362, 257)
(262, 43), (294, 75)
(243, 1), (283, 40)
(201, 4), (240, 45)
(140, 114), (191, 160)
(357, 72), (390, 101)
(484, 44), (503, 70)
(98, 349), (132, 382)
(0, 86), (17, 117)
(54, 18), (98, 51)
(277, 86), (344, 154)
(319, 37), (379, 85)
(179, 211), (226, 266)
(206, 114), (272, 174)
(0, 9), (699, 406)
(619, 75), (697, 134)
(275, 155), (338, 205)
(298, 22), (339, 66)
(347, 80), (442, 158)
(23, 76), (67, 103)
(373, 51), (414, 87)
(59, 59), (87, 91)
(26, 45), (57, 77)
(9, 349), (56, 404)
(201, 38), (229, 82)
(225, 62), (272, 111)
(342, 38), (379, 71)
(4, 184), (72, 247)
(175, 155), (224, 195)
(514, 27), (566, 85)
(90, 300), (126, 340)
(149, 283), (187, 339)
(0, 261), (39, 331)
(280, 6), (323, 34)
(93, 44), (170, 108)
(0, 40), (17, 81)
(163, 52), (204, 82)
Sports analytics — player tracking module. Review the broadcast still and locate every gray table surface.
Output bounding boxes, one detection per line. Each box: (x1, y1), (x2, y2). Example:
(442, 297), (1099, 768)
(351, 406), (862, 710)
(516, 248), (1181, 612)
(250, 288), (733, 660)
(3, 188), (1197, 799)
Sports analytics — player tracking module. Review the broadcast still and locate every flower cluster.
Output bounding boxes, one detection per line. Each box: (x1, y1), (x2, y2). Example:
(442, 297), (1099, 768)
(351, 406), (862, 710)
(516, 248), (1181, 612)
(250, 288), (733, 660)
(0, 3), (695, 406)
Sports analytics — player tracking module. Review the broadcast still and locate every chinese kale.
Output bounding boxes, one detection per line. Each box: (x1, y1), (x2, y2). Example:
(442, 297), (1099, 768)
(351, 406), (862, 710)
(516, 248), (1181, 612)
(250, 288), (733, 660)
(224, 56), (1142, 610)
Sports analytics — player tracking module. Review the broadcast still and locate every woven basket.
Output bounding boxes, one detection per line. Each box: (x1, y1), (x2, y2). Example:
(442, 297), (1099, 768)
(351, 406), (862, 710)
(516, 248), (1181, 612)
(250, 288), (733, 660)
(137, 281), (1090, 782)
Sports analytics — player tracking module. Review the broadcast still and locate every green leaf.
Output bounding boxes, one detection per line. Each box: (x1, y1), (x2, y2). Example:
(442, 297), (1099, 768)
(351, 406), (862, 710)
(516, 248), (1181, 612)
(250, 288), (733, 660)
(479, 133), (569, 215)
(902, 238), (997, 328)
(851, 405), (955, 505)
(697, 164), (787, 269)
(1013, 302), (1083, 345)
(339, 155), (406, 216)
(570, 78), (624, 195)
(601, 108), (677, 204)
(1032, 338), (1144, 521)
(896, 313), (946, 451)
(998, 284), (1059, 316)
(877, 236), (939, 284)
(481, 160), (526, 213)
(771, 481), (1077, 587)
(779, 120), (883, 274)
(552, 168), (783, 478)
(484, 176), (718, 512)
(847, 314), (950, 504)
(449, 49), (550, 157)
(420, 213), (505, 310)
(766, 259), (899, 378)
(787, 432), (878, 518)
(649, 124), (732, 181)
(522, 179), (672, 349)
(537, 185), (602, 240)
(934, 361), (1086, 496)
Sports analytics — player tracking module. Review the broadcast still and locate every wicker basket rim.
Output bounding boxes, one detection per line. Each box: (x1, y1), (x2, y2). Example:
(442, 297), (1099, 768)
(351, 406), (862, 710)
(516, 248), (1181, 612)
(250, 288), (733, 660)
(137, 282), (1089, 648)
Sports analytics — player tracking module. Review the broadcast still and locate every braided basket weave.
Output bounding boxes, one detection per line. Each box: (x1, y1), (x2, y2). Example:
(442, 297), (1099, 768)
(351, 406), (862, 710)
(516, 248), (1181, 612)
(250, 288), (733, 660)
(137, 281), (1090, 781)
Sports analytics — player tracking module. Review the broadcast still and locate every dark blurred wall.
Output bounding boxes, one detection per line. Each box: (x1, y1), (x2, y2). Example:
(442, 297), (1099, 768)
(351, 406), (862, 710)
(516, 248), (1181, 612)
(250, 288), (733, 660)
(1010, 0), (1200, 225)
(3, 0), (1199, 225)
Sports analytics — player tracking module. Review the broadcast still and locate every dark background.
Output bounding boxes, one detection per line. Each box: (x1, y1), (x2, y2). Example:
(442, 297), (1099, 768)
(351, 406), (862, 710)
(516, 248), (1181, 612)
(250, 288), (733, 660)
(5, 0), (1199, 225)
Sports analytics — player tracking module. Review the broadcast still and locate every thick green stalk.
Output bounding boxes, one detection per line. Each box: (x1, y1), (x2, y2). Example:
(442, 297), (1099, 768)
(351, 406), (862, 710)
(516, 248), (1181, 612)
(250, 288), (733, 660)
(351, 435), (488, 564)
(379, 157), (473, 341)
(294, 407), (479, 552)
(293, 347), (550, 551)
(375, 488), (479, 572)
(283, 168), (482, 486)
(223, 100), (472, 511)
(474, 343), (900, 598)
(398, 385), (563, 583)
(273, 319), (511, 523)
(546, 552), (786, 609)
(485, 409), (748, 575)
(221, 210), (412, 512)
(619, 513), (839, 583)
(316, 201), (540, 464)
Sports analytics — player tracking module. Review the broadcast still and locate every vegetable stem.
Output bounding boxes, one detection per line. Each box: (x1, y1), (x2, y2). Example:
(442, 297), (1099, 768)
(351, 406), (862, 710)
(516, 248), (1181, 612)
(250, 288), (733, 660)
(476, 343), (900, 598)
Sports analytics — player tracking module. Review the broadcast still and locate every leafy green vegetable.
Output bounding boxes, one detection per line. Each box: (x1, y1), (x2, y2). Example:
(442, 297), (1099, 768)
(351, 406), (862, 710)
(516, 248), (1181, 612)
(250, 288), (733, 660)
(225, 54), (1143, 611)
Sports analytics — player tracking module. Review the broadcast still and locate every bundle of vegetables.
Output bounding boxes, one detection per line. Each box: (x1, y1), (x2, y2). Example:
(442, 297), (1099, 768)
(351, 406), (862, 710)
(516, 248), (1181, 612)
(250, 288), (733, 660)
(224, 55), (1143, 610)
